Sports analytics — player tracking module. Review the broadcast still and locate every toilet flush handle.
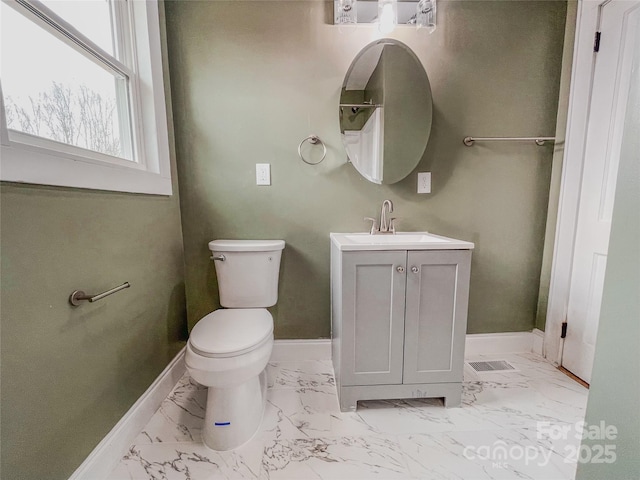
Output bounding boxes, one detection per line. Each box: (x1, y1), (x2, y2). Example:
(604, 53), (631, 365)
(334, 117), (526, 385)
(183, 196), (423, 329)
(211, 254), (226, 261)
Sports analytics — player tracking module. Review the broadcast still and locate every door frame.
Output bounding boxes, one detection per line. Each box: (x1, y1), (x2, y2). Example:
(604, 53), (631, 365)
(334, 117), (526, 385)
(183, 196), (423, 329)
(544, 0), (604, 366)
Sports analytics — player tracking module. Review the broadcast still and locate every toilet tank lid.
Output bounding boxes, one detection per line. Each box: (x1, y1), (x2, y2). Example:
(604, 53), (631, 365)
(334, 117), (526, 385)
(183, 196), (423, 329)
(208, 239), (285, 252)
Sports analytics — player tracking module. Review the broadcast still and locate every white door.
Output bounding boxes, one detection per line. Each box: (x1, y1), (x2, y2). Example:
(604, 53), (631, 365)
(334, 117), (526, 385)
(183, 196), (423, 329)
(562, 0), (640, 383)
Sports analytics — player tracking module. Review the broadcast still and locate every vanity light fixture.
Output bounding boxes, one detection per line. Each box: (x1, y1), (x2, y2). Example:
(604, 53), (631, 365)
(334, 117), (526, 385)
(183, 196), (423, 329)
(333, 0), (437, 33)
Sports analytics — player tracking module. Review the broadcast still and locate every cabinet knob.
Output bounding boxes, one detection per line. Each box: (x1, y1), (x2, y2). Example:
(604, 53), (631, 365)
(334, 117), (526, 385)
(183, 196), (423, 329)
(411, 266), (419, 273)
(396, 266), (405, 273)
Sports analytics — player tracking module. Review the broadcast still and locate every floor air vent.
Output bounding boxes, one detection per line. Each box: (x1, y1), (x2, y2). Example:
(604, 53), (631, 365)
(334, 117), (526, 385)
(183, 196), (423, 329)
(467, 360), (516, 372)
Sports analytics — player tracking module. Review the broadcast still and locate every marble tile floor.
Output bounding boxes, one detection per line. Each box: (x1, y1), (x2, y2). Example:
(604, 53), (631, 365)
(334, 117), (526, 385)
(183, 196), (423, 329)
(110, 352), (589, 480)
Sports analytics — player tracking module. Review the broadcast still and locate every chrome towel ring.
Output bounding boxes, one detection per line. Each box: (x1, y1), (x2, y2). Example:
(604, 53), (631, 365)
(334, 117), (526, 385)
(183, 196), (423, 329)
(298, 135), (326, 165)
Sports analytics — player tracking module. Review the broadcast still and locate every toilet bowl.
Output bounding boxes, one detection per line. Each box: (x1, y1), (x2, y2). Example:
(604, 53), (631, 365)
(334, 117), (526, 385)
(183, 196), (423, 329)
(185, 308), (274, 451)
(185, 239), (284, 451)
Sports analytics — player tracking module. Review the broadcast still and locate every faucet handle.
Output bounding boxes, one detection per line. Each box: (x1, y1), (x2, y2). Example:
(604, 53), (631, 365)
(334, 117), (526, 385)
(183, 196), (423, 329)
(364, 217), (379, 235)
(388, 218), (397, 234)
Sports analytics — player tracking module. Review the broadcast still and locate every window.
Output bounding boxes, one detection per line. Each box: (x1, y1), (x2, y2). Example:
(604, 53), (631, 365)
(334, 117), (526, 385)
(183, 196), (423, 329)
(0, 0), (172, 195)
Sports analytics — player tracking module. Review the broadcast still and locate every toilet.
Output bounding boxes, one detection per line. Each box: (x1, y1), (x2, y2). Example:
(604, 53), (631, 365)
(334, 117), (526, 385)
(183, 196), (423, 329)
(185, 239), (285, 451)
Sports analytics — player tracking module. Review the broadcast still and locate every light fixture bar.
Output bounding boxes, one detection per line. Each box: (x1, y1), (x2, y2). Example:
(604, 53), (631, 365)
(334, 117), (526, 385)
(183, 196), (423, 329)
(334, 0), (423, 26)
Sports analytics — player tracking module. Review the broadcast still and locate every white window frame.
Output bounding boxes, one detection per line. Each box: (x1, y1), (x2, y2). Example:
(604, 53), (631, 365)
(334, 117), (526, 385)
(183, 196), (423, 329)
(0, 0), (172, 195)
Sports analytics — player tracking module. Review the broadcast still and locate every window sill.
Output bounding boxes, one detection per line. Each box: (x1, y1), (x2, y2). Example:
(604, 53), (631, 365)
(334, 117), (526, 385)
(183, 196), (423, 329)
(1, 141), (172, 195)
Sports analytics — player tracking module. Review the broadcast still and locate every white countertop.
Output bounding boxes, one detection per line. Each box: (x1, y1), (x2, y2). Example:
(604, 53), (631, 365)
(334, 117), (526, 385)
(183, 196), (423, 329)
(330, 232), (475, 251)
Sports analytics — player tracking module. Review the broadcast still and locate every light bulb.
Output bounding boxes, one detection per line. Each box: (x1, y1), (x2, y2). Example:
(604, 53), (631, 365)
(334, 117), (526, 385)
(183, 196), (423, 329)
(378, 0), (397, 34)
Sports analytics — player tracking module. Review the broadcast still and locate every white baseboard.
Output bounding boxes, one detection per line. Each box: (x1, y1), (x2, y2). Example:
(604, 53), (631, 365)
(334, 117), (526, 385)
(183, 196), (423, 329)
(270, 332), (543, 362)
(69, 347), (187, 480)
(465, 331), (539, 358)
(270, 339), (331, 361)
(531, 328), (545, 356)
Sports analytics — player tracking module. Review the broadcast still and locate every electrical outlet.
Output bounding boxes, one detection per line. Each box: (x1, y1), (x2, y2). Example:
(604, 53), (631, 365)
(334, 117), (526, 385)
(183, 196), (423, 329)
(256, 163), (271, 186)
(417, 172), (431, 194)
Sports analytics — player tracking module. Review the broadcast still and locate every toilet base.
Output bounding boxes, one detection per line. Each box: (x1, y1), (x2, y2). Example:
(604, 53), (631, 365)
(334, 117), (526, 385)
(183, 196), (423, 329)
(202, 370), (267, 451)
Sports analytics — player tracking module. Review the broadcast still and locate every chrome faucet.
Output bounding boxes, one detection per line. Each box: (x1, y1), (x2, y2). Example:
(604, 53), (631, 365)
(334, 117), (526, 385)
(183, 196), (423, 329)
(365, 199), (396, 234)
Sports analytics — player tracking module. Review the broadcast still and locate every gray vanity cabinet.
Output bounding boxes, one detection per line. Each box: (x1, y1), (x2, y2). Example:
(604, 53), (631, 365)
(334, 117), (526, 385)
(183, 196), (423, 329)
(331, 246), (472, 412)
(403, 250), (471, 384)
(340, 251), (407, 387)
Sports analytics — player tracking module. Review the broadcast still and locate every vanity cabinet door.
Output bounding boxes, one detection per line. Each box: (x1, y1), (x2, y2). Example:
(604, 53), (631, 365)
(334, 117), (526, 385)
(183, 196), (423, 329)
(341, 251), (407, 386)
(403, 250), (471, 384)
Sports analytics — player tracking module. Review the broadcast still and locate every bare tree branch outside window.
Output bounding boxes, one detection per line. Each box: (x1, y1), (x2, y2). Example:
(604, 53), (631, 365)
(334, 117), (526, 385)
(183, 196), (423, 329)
(5, 81), (122, 158)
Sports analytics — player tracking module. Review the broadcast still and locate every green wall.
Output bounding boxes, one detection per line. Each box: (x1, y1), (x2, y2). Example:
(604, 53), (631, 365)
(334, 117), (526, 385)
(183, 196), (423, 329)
(576, 25), (640, 479)
(165, 0), (567, 337)
(0, 6), (187, 480)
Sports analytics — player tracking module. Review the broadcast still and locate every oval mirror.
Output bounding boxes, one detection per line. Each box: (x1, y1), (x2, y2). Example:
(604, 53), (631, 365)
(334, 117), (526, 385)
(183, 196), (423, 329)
(339, 39), (433, 184)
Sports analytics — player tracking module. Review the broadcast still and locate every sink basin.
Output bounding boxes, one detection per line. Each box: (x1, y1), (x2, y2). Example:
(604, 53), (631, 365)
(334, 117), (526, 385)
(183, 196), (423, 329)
(344, 233), (448, 245)
(331, 232), (474, 251)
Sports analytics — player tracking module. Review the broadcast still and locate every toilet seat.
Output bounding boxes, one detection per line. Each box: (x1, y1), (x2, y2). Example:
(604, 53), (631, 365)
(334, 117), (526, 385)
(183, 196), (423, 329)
(189, 308), (273, 358)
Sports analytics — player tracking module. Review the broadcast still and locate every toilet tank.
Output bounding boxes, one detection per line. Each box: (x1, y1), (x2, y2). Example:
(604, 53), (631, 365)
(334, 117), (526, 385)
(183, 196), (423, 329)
(208, 239), (285, 308)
